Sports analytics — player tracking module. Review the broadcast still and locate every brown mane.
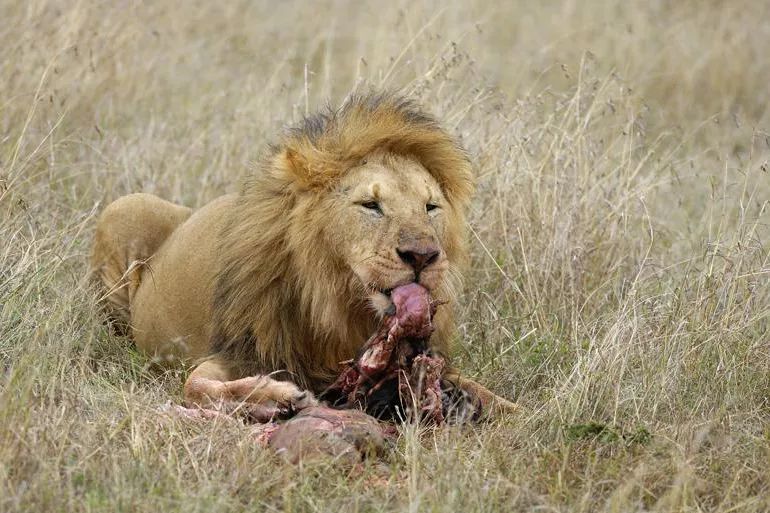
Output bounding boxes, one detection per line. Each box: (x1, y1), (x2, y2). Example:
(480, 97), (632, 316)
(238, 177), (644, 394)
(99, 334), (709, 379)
(209, 92), (474, 391)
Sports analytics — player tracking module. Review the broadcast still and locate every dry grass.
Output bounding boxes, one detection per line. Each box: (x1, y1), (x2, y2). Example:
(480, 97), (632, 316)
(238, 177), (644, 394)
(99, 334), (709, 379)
(1, 1), (769, 511)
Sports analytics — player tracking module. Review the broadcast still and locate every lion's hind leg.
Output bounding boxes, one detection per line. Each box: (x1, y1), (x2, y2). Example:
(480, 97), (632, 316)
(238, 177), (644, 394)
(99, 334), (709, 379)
(184, 358), (319, 422)
(90, 193), (192, 332)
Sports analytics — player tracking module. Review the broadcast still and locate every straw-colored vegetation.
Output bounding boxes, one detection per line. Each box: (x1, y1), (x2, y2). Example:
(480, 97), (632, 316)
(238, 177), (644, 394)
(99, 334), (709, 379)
(1, 1), (768, 511)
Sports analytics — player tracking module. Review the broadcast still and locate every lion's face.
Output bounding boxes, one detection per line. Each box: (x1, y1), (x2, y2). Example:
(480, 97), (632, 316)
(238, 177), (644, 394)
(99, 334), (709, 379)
(328, 152), (452, 312)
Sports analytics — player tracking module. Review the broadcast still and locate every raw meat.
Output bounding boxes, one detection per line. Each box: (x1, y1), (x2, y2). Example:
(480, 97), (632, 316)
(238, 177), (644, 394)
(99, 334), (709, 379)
(323, 283), (472, 424)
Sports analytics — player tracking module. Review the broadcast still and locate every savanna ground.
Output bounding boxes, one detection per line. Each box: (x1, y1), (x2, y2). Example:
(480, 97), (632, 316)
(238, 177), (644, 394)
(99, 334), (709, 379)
(1, 1), (769, 511)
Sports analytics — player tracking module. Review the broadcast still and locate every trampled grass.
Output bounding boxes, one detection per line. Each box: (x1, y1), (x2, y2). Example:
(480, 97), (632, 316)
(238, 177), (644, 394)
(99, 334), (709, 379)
(1, 1), (768, 511)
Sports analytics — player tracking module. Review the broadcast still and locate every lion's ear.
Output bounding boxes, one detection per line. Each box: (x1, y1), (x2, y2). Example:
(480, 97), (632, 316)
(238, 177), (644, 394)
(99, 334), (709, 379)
(283, 148), (306, 177)
(273, 147), (311, 189)
(273, 146), (341, 190)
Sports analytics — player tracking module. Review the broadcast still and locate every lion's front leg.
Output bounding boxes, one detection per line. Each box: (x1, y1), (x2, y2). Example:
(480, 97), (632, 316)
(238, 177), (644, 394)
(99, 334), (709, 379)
(183, 359), (318, 422)
(443, 367), (520, 418)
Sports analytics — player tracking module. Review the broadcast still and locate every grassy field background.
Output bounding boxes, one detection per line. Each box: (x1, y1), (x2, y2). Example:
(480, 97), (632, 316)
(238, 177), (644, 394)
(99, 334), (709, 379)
(1, 1), (769, 511)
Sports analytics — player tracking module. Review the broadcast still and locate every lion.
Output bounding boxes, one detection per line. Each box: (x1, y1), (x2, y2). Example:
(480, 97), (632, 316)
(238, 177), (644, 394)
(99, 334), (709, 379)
(90, 92), (517, 418)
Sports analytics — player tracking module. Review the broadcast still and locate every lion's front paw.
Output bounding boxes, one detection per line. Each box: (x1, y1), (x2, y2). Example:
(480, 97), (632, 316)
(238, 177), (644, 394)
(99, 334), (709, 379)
(249, 378), (319, 412)
(185, 368), (319, 417)
(282, 388), (320, 412)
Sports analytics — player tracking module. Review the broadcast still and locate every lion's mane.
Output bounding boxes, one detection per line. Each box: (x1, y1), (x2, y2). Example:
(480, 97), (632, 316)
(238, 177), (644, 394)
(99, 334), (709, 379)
(210, 92), (474, 391)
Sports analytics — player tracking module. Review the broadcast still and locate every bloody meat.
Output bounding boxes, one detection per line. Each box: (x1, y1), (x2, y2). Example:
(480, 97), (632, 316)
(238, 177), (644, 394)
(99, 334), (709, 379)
(322, 283), (476, 424)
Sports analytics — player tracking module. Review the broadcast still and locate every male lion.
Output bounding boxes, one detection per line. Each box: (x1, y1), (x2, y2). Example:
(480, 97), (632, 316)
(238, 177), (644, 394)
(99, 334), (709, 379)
(91, 93), (516, 417)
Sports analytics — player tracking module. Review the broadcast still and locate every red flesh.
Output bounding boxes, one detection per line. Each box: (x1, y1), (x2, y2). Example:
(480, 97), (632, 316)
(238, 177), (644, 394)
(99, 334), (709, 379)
(324, 283), (447, 423)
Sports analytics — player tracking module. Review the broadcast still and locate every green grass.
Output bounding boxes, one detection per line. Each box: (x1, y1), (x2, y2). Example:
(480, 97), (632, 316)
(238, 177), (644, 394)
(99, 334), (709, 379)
(1, 1), (769, 511)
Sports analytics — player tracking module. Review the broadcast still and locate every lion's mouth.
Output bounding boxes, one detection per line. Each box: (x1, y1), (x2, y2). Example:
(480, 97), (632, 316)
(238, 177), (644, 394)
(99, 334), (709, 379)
(372, 282), (409, 298)
(368, 286), (403, 316)
(370, 281), (435, 317)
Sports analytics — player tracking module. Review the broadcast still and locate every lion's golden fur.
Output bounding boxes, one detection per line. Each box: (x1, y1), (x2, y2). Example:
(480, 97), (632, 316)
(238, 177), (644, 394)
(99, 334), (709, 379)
(209, 93), (474, 390)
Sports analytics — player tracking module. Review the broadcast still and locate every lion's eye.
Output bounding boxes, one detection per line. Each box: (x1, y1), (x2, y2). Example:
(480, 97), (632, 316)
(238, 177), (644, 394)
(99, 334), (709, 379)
(426, 203), (439, 212)
(360, 201), (382, 214)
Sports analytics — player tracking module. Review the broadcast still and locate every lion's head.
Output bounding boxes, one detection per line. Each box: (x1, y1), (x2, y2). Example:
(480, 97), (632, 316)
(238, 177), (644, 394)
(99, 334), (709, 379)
(333, 152), (454, 307)
(210, 93), (474, 391)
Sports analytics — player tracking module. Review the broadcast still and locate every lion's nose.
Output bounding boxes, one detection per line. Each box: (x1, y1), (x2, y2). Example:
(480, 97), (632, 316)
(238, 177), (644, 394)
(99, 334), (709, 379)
(396, 246), (440, 274)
